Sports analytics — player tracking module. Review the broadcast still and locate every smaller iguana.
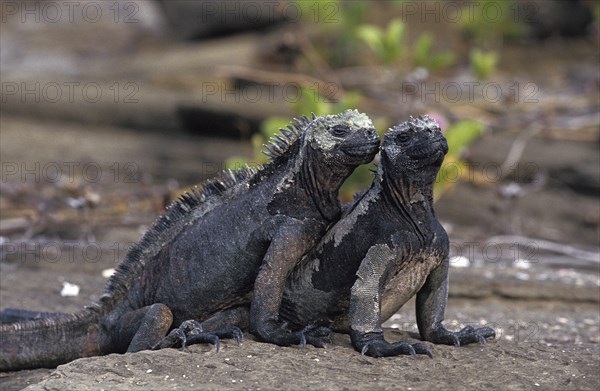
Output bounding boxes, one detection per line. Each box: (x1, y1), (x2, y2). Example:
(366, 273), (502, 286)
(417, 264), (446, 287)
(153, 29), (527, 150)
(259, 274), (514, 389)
(0, 110), (380, 370)
(275, 115), (496, 357)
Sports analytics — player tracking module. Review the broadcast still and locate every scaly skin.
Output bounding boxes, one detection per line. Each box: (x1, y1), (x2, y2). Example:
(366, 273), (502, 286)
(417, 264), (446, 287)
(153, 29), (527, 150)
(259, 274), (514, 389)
(276, 115), (495, 357)
(0, 110), (380, 370)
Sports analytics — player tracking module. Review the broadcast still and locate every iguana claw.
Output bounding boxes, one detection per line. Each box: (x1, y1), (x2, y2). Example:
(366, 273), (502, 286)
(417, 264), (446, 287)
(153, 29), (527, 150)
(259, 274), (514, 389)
(426, 325), (495, 347)
(299, 333), (307, 348)
(352, 331), (431, 358)
(251, 321), (329, 348)
(301, 325), (332, 348)
(153, 321), (243, 352)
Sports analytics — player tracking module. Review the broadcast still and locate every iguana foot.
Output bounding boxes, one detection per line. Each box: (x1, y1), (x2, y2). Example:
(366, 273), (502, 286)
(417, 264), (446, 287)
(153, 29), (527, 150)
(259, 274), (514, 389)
(351, 331), (432, 358)
(296, 325), (334, 347)
(152, 320), (243, 352)
(426, 325), (496, 347)
(251, 321), (329, 348)
(186, 326), (244, 351)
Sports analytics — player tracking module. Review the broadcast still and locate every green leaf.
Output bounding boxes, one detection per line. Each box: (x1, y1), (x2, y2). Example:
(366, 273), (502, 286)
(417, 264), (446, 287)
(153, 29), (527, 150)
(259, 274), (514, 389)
(291, 86), (334, 116)
(334, 91), (363, 112)
(382, 19), (405, 63)
(433, 120), (483, 201)
(224, 156), (252, 171)
(414, 32), (455, 71)
(357, 25), (385, 58)
(444, 120), (483, 157)
(414, 32), (433, 67)
(470, 49), (498, 80)
(260, 117), (292, 139)
(430, 52), (456, 69)
(385, 19), (406, 48)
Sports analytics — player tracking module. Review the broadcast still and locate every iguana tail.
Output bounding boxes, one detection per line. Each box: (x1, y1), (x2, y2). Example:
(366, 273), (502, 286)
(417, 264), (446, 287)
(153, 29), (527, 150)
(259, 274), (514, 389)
(0, 309), (102, 371)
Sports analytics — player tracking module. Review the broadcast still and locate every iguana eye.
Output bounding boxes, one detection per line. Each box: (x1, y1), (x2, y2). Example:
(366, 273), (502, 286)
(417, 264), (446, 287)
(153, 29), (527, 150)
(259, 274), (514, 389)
(396, 133), (410, 142)
(329, 125), (350, 137)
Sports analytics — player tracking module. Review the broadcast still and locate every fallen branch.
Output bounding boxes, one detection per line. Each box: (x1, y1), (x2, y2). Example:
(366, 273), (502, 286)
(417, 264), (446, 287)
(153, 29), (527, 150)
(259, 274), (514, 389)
(486, 235), (600, 263)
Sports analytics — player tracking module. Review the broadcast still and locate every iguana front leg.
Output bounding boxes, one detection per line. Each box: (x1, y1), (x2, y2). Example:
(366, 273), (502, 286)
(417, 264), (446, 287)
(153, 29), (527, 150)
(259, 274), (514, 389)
(349, 244), (431, 358)
(249, 222), (328, 348)
(416, 257), (495, 346)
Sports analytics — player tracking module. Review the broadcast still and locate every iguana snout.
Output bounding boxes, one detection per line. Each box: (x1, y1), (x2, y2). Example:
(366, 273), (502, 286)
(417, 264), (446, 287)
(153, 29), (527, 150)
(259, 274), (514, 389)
(382, 115), (447, 173)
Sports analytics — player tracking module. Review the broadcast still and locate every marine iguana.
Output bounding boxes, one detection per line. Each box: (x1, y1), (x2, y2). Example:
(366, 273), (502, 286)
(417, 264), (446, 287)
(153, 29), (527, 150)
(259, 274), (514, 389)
(191, 115), (496, 356)
(0, 110), (380, 370)
(277, 115), (496, 357)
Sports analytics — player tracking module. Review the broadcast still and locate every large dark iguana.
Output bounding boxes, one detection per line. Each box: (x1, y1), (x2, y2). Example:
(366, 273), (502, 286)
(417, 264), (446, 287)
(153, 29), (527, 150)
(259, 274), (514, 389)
(276, 115), (496, 357)
(0, 110), (380, 370)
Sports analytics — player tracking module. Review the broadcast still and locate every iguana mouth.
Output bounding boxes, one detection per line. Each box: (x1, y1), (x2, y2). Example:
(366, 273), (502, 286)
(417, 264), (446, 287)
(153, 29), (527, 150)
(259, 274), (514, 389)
(408, 138), (448, 161)
(408, 143), (445, 160)
(342, 137), (380, 158)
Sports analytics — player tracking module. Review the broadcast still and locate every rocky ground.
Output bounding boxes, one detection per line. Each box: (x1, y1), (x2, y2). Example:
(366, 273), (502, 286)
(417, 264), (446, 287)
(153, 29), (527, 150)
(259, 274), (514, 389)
(1, 331), (598, 391)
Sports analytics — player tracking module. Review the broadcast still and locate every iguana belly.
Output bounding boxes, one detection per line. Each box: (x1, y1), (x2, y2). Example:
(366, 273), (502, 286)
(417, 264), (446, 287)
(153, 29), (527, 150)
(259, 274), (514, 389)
(380, 253), (442, 322)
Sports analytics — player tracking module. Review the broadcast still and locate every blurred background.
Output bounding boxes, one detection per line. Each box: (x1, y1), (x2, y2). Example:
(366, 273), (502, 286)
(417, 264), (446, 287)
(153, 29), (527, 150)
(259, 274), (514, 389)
(0, 1), (599, 383)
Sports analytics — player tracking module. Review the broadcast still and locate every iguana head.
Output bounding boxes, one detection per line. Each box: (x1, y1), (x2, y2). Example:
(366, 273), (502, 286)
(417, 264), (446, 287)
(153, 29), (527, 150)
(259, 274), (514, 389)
(266, 110), (379, 221)
(305, 109), (380, 166)
(264, 110), (379, 168)
(381, 115), (448, 181)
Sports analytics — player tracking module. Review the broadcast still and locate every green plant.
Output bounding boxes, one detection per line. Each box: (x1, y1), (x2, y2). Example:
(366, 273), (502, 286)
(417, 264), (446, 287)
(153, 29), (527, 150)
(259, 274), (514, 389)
(291, 87), (362, 116)
(434, 120), (484, 200)
(413, 32), (456, 71)
(357, 19), (456, 74)
(289, 0), (367, 66)
(469, 48), (498, 80)
(357, 18), (406, 65)
(457, 0), (527, 44)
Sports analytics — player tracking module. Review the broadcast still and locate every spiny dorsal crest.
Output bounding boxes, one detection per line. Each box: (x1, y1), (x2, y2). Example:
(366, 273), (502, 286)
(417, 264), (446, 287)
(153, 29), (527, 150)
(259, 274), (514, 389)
(171, 166), (259, 212)
(399, 114), (438, 132)
(262, 114), (314, 159)
(96, 165), (259, 310)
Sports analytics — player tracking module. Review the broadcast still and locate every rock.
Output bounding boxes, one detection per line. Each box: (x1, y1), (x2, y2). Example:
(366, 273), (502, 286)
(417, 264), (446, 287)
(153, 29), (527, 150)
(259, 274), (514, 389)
(156, 0), (288, 40)
(8, 338), (598, 391)
(523, 0), (594, 40)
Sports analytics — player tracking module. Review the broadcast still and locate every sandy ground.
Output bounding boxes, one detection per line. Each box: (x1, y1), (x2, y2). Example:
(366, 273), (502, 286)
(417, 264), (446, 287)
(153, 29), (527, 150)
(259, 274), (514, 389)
(1, 314), (598, 391)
